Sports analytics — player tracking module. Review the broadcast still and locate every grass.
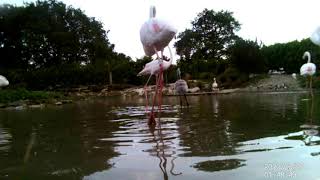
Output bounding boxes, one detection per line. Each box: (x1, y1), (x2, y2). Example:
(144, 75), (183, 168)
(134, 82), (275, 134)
(0, 88), (63, 104)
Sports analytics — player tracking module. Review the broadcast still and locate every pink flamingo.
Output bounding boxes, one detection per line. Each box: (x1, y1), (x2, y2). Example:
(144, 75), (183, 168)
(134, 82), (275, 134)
(138, 47), (173, 125)
(140, 5), (177, 59)
(138, 5), (176, 125)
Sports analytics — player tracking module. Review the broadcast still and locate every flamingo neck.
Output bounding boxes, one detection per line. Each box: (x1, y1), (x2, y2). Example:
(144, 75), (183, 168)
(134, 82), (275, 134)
(303, 51), (311, 63)
(177, 68), (181, 79)
(149, 6), (156, 18)
(162, 46), (173, 70)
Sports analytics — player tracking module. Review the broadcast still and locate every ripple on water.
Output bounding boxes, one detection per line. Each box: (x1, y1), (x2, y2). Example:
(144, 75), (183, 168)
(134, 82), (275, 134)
(109, 105), (178, 117)
(0, 128), (11, 152)
(101, 105), (183, 159)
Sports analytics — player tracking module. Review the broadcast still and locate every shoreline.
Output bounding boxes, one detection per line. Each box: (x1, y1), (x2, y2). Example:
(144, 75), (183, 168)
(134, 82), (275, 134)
(0, 74), (308, 109)
(0, 88), (310, 110)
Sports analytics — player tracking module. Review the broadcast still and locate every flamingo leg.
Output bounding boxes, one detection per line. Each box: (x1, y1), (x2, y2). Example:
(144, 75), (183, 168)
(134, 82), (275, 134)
(158, 72), (163, 109)
(310, 76), (313, 97)
(143, 73), (154, 118)
(145, 73), (153, 87)
(148, 75), (159, 125)
(184, 94), (189, 107)
(157, 64), (164, 120)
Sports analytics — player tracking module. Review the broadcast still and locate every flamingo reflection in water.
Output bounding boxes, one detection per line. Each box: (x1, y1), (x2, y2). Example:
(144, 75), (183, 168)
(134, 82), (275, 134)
(300, 92), (319, 146)
(148, 124), (182, 179)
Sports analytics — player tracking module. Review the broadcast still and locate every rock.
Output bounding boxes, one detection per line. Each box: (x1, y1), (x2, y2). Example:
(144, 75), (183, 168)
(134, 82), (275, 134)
(15, 105), (26, 110)
(55, 102), (62, 105)
(188, 87), (200, 93)
(101, 88), (109, 93)
(29, 104), (45, 108)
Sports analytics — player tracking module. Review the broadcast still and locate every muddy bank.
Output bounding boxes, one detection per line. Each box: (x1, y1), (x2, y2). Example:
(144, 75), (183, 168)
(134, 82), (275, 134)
(0, 74), (306, 109)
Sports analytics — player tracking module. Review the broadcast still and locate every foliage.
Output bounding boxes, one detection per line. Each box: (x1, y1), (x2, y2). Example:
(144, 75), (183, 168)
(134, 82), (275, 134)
(218, 67), (249, 88)
(174, 9), (240, 80)
(2, 1), (320, 91)
(0, 88), (62, 103)
(0, 0), (137, 89)
(175, 9), (240, 61)
(261, 39), (320, 73)
(229, 39), (267, 74)
(0, 0), (114, 69)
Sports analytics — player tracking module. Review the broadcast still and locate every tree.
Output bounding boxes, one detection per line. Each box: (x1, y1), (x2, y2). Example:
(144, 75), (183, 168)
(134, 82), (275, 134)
(229, 39), (266, 74)
(261, 38), (320, 73)
(0, 0), (131, 88)
(175, 9), (240, 61)
(0, 0), (114, 70)
(174, 9), (240, 79)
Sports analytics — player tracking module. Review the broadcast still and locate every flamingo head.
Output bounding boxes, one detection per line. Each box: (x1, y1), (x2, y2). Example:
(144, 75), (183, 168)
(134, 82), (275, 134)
(149, 6), (156, 19)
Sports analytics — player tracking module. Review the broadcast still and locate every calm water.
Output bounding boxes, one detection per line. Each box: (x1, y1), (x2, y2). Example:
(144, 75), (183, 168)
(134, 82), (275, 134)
(0, 92), (320, 180)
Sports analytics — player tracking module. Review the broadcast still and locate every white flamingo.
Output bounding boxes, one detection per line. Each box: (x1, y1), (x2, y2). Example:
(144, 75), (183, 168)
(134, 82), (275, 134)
(138, 4), (176, 125)
(212, 77), (218, 92)
(140, 5), (177, 59)
(300, 51), (316, 93)
(310, 26), (320, 46)
(138, 47), (173, 125)
(137, 47), (173, 77)
(0, 75), (9, 87)
(174, 68), (189, 107)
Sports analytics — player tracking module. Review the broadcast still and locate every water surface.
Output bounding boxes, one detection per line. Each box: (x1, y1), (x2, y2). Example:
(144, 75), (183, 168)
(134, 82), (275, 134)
(0, 92), (319, 180)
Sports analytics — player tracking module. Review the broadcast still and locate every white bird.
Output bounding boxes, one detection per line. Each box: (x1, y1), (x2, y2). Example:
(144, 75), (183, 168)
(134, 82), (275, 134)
(300, 51), (316, 92)
(310, 26), (320, 46)
(174, 68), (189, 107)
(140, 5), (177, 58)
(212, 77), (219, 92)
(0, 75), (9, 87)
(138, 47), (173, 125)
(138, 47), (173, 77)
(292, 73), (297, 79)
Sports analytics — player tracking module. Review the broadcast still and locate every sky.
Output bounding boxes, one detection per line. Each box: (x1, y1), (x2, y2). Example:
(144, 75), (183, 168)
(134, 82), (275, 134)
(2, 0), (320, 61)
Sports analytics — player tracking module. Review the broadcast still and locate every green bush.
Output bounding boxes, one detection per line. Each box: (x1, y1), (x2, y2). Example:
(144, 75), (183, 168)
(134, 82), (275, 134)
(218, 67), (249, 88)
(0, 88), (62, 103)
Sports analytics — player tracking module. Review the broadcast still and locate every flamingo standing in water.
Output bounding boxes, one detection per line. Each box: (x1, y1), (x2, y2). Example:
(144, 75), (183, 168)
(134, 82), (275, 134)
(0, 75), (9, 87)
(138, 5), (177, 125)
(212, 77), (218, 92)
(174, 68), (189, 107)
(138, 47), (174, 125)
(300, 51), (316, 94)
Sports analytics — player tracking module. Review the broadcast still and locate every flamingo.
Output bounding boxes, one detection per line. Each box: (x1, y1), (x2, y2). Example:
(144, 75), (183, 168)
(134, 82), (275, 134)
(310, 26), (320, 46)
(300, 51), (316, 94)
(0, 75), (9, 87)
(212, 77), (218, 92)
(138, 4), (177, 125)
(174, 68), (189, 107)
(140, 5), (177, 59)
(138, 47), (174, 125)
